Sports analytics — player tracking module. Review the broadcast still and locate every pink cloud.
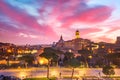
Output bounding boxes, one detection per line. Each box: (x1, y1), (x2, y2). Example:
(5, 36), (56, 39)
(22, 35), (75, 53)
(41, 25), (58, 39)
(107, 27), (120, 33)
(80, 28), (102, 35)
(98, 36), (114, 43)
(0, 0), (118, 44)
(0, 1), (41, 30)
(0, 1), (58, 38)
(61, 6), (113, 28)
(78, 6), (113, 23)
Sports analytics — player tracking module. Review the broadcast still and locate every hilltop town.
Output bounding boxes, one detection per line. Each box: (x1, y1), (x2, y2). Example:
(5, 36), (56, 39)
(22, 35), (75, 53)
(0, 30), (120, 68)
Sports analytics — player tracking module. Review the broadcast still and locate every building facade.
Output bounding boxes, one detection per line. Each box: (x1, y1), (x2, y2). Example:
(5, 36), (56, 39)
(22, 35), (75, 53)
(55, 30), (98, 53)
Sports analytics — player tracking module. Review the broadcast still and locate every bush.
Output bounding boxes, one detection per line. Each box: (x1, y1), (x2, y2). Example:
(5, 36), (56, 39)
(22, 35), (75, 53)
(102, 65), (115, 76)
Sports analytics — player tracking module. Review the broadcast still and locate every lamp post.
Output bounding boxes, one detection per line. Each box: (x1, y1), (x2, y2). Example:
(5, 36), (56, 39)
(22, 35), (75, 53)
(88, 55), (92, 67)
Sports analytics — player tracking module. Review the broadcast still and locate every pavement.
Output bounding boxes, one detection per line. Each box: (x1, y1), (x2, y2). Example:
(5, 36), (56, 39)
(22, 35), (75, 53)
(0, 67), (120, 79)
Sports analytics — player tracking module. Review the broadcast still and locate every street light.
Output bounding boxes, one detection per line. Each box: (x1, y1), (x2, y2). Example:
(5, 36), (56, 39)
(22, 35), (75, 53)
(39, 59), (44, 65)
(88, 55), (92, 67)
(88, 55), (92, 59)
(7, 48), (12, 53)
(38, 57), (48, 65)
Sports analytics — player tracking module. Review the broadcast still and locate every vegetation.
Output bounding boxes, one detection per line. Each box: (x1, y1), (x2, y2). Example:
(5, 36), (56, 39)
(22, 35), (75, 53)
(105, 53), (120, 67)
(102, 65), (115, 76)
(63, 76), (79, 79)
(67, 58), (80, 79)
(40, 47), (60, 65)
(102, 76), (120, 79)
(78, 49), (91, 67)
(63, 52), (74, 66)
(23, 77), (56, 80)
(18, 54), (35, 68)
(39, 47), (59, 78)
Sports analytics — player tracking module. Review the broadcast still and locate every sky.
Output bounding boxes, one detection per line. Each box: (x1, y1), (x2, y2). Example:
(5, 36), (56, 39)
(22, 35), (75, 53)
(0, 0), (120, 45)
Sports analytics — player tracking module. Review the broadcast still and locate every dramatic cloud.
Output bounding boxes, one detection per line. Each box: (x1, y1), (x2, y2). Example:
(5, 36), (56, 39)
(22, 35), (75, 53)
(0, 0), (119, 44)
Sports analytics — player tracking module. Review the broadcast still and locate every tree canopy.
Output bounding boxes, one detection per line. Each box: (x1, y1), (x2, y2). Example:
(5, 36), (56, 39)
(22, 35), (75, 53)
(102, 65), (115, 76)
(18, 54), (35, 65)
(40, 47), (59, 62)
(68, 58), (80, 68)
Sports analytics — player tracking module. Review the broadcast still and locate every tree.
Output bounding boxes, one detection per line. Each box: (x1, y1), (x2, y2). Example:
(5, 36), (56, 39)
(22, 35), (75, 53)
(105, 53), (120, 67)
(68, 58), (80, 79)
(63, 52), (74, 67)
(102, 65), (115, 77)
(18, 54), (35, 68)
(78, 49), (91, 67)
(40, 47), (59, 78)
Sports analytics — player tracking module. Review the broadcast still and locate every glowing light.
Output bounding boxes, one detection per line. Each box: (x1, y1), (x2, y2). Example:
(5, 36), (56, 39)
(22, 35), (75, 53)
(31, 50), (38, 54)
(39, 59), (44, 65)
(108, 49), (112, 53)
(102, 46), (105, 48)
(50, 70), (59, 77)
(75, 30), (80, 39)
(0, 60), (7, 64)
(7, 49), (12, 53)
(79, 68), (87, 76)
(38, 57), (48, 65)
(9, 61), (20, 64)
(19, 71), (28, 79)
(88, 56), (92, 59)
(24, 50), (31, 53)
(18, 50), (22, 54)
(95, 45), (99, 49)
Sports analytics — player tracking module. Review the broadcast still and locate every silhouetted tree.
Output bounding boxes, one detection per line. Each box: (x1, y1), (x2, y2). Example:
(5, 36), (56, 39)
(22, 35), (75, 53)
(40, 47), (59, 78)
(105, 53), (120, 67)
(63, 52), (74, 66)
(102, 65), (115, 77)
(78, 49), (91, 67)
(68, 58), (80, 79)
(18, 54), (35, 67)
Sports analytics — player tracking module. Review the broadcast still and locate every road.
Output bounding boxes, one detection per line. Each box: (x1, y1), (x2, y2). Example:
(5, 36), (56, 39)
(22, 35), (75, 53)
(0, 67), (120, 79)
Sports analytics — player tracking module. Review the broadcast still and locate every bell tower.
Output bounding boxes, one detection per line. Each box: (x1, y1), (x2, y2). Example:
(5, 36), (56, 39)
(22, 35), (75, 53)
(75, 30), (80, 39)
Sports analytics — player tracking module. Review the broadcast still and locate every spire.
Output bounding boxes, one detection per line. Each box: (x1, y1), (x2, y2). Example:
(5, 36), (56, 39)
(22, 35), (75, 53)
(59, 35), (64, 43)
(60, 35), (63, 40)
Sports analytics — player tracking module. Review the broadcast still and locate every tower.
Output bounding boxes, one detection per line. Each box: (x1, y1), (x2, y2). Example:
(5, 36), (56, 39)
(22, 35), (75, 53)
(57, 35), (64, 48)
(116, 36), (120, 44)
(75, 30), (80, 39)
(59, 35), (64, 43)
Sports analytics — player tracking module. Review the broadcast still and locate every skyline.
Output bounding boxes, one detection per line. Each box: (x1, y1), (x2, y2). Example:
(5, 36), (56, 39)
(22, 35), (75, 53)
(0, 0), (120, 45)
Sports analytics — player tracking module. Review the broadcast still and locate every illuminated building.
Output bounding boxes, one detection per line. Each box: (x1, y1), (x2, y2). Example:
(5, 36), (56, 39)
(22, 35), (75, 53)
(55, 30), (98, 53)
(75, 30), (80, 39)
(97, 42), (115, 54)
(115, 36), (120, 53)
(116, 36), (120, 44)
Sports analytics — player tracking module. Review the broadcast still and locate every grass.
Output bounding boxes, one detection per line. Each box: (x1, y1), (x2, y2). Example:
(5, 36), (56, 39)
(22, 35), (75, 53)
(102, 76), (120, 80)
(23, 77), (57, 80)
(23, 76), (120, 80)
(63, 76), (79, 79)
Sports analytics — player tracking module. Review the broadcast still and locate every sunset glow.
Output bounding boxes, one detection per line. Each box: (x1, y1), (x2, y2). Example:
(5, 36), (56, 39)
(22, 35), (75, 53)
(0, 0), (120, 45)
